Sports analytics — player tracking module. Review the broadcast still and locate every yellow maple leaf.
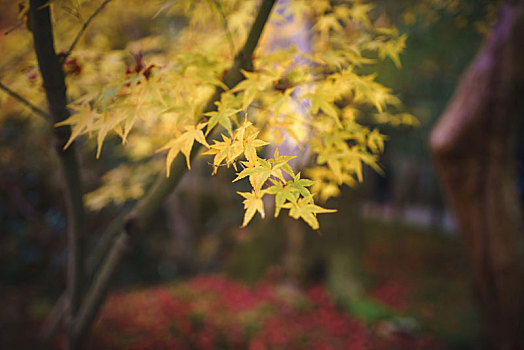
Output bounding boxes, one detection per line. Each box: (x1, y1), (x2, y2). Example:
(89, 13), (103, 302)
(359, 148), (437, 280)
(158, 122), (209, 176)
(55, 104), (98, 150)
(282, 195), (336, 230)
(238, 189), (266, 227)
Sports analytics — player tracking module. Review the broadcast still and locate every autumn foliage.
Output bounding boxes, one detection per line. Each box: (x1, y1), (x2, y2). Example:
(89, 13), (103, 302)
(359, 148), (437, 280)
(0, 0), (418, 347)
(1, 0), (414, 230)
(90, 275), (445, 350)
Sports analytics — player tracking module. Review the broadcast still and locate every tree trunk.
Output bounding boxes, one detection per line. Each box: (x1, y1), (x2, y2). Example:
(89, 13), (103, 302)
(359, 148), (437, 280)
(430, 2), (524, 349)
(29, 1), (86, 348)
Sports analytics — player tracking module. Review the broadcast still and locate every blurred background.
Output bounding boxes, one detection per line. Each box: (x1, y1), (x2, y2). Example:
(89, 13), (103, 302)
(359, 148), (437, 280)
(1, 0), (522, 349)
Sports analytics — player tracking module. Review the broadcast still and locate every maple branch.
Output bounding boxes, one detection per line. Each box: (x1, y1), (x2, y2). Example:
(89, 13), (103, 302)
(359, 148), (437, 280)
(86, 210), (128, 275)
(86, 0), (276, 278)
(241, 0), (274, 62)
(70, 0), (276, 345)
(37, 293), (68, 343)
(73, 228), (132, 346)
(62, 0), (113, 61)
(29, 1), (86, 348)
(203, 0), (275, 112)
(0, 81), (49, 119)
(212, 0), (235, 57)
(39, 209), (128, 343)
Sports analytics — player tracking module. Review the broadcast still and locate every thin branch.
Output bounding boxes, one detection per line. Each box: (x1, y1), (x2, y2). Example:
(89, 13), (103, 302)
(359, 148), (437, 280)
(37, 210), (129, 344)
(0, 81), (49, 119)
(62, 0), (113, 61)
(4, 21), (24, 36)
(212, 0), (235, 57)
(73, 229), (132, 346)
(37, 294), (68, 345)
(86, 210), (128, 276)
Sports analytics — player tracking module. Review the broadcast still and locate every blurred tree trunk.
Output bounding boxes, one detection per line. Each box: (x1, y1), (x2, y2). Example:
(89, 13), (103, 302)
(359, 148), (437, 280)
(166, 183), (197, 275)
(283, 218), (305, 285)
(263, 0), (312, 286)
(430, 2), (524, 349)
(325, 191), (365, 302)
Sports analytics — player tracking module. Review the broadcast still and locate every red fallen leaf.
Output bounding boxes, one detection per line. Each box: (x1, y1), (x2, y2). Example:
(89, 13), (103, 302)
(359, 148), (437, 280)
(89, 275), (445, 350)
(370, 280), (408, 311)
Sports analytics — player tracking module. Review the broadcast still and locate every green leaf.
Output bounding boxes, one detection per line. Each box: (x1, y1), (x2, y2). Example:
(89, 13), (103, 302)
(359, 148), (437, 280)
(233, 149), (295, 190)
(267, 182), (298, 217)
(204, 107), (240, 136)
(289, 172), (315, 197)
(233, 160), (273, 190)
(282, 196), (337, 230)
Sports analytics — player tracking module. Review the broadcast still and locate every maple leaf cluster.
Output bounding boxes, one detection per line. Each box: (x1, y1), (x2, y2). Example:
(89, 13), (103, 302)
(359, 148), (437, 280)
(1, 0), (415, 230)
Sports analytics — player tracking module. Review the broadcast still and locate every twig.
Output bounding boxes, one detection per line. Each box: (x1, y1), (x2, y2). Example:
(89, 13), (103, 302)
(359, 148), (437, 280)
(0, 81), (49, 119)
(4, 21), (24, 35)
(37, 294), (68, 345)
(62, 0), (113, 61)
(212, 0), (236, 57)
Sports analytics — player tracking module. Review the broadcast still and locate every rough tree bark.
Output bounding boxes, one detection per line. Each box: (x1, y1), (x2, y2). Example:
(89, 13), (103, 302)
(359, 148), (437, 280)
(430, 1), (524, 349)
